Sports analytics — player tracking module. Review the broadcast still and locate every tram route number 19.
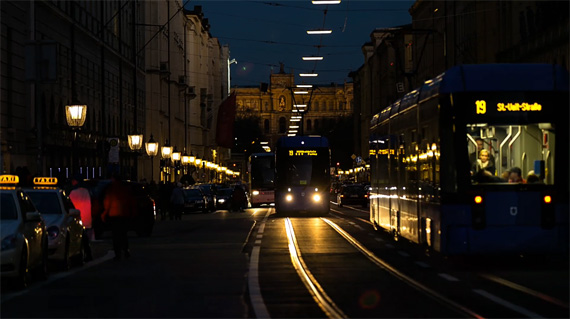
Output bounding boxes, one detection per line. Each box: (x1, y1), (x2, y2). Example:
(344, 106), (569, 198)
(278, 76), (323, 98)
(476, 100), (487, 114)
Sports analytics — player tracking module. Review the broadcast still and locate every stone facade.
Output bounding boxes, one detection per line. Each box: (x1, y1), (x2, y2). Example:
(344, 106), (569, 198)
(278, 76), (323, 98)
(1, 1), (229, 182)
(234, 65), (354, 150)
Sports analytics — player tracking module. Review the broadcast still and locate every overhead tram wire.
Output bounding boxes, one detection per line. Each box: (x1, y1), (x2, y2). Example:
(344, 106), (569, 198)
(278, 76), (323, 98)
(258, 1), (409, 12)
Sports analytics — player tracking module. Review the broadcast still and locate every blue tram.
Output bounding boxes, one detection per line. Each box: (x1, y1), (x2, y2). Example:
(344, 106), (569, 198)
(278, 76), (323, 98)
(274, 136), (331, 216)
(369, 64), (568, 255)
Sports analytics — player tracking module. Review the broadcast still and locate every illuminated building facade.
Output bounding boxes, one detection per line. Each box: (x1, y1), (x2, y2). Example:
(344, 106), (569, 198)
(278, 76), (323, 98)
(234, 64), (354, 149)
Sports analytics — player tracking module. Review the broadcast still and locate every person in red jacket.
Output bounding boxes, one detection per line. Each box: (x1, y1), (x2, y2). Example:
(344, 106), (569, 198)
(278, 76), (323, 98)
(102, 173), (136, 261)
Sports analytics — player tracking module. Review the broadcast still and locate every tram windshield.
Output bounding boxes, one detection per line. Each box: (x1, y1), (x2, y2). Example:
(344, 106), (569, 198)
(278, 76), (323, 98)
(467, 123), (555, 185)
(276, 148), (329, 187)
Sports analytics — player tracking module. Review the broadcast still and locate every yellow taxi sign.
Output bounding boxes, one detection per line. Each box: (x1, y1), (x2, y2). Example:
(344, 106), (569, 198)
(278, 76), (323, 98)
(33, 177), (58, 186)
(0, 175), (19, 184)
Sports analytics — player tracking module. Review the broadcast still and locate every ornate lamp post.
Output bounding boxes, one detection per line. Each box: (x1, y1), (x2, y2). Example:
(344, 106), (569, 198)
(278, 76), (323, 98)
(128, 134), (143, 181)
(65, 102), (87, 176)
(160, 140), (172, 182)
(171, 147), (181, 182)
(145, 134), (159, 182)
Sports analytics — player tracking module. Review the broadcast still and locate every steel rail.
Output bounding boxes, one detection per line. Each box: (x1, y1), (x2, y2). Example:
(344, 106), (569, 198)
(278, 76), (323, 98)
(321, 217), (485, 319)
(284, 218), (347, 319)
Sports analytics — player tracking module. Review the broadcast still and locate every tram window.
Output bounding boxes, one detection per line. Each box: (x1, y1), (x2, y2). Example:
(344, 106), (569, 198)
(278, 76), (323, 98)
(467, 123), (555, 185)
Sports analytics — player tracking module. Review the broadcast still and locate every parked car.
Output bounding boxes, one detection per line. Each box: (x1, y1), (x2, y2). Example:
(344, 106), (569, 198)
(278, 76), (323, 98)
(24, 178), (85, 270)
(0, 175), (48, 289)
(86, 179), (156, 239)
(337, 183), (368, 208)
(215, 188), (233, 210)
(192, 184), (217, 212)
(182, 188), (207, 213)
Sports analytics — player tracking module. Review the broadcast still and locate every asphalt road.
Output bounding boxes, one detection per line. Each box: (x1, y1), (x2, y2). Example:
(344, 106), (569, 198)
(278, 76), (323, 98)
(2, 205), (568, 318)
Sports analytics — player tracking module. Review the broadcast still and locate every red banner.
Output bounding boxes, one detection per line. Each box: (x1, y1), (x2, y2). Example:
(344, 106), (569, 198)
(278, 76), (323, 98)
(216, 92), (237, 148)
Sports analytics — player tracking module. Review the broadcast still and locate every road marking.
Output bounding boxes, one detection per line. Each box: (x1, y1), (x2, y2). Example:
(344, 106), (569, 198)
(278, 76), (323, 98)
(473, 289), (544, 318)
(438, 273), (459, 282)
(256, 234), (263, 239)
(249, 245), (270, 318)
(258, 223), (266, 234)
(385, 244), (395, 249)
(415, 261), (430, 268)
(479, 273), (568, 308)
(354, 225), (364, 230)
(374, 237), (384, 242)
(248, 210), (270, 318)
(398, 251), (410, 257)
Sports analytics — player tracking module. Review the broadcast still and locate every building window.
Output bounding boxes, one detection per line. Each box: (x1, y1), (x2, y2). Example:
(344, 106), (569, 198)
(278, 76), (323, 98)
(264, 119), (270, 133)
(279, 117), (286, 133)
(307, 119), (312, 131)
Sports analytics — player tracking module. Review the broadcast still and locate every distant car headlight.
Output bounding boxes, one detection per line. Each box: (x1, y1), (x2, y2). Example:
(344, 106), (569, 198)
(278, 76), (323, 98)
(218, 199), (226, 203)
(1, 234), (17, 251)
(286, 194), (293, 202)
(312, 193), (321, 202)
(252, 190), (260, 196)
(47, 226), (60, 240)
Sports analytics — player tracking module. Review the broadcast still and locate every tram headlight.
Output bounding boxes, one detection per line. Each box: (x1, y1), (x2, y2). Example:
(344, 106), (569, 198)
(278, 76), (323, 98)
(286, 194), (293, 202)
(252, 190), (260, 196)
(312, 193), (321, 202)
(543, 195), (552, 204)
(474, 195), (483, 204)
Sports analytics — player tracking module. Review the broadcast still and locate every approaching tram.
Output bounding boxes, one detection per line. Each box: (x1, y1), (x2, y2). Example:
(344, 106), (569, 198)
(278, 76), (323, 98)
(275, 136), (331, 216)
(248, 152), (275, 207)
(369, 64), (568, 255)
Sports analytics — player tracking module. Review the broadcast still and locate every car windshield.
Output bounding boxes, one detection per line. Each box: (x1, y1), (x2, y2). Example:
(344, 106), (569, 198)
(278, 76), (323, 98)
(0, 193), (18, 220)
(197, 185), (213, 195)
(218, 188), (233, 196)
(26, 192), (62, 215)
(342, 186), (364, 195)
(184, 189), (202, 199)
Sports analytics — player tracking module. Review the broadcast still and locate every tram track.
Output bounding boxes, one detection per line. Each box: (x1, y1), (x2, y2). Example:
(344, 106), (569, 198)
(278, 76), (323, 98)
(316, 206), (567, 318)
(281, 216), (483, 318)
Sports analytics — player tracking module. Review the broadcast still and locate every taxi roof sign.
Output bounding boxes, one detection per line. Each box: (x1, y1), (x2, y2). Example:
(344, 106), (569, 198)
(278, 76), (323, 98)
(0, 175), (19, 184)
(33, 177), (58, 186)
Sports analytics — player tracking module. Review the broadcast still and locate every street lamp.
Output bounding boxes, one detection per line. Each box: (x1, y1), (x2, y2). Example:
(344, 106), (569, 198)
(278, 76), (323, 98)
(128, 134), (143, 181)
(161, 140), (172, 159)
(145, 134), (158, 182)
(65, 104), (87, 127)
(128, 134), (143, 150)
(160, 140), (172, 182)
(65, 102), (87, 176)
(172, 147), (181, 182)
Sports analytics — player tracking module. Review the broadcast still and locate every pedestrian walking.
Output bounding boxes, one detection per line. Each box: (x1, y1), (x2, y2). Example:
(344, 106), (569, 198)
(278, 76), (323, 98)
(170, 182), (185, 220)
(69, 175), (93, 261)
(102, 173), (136, 261)
(230, 185), (247, 212)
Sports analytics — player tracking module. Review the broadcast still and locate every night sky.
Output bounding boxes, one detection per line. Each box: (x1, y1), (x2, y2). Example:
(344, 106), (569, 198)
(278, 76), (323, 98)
(189, 1), (414, 87)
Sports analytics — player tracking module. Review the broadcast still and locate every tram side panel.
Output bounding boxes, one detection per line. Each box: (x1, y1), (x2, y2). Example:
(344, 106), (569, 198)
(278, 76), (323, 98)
(417, 97), (442, 249)
(393, 106), (420, 244)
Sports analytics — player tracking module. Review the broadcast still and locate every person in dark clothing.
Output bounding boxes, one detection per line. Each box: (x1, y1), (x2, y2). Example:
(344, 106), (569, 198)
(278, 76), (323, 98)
(230, 185), (247, 212)
(102, 174), (136, 261)
(158, 182), (173, 220)
(170, 182), (185, 220)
